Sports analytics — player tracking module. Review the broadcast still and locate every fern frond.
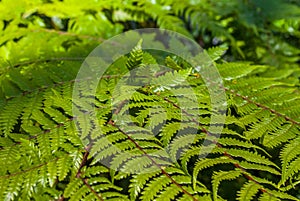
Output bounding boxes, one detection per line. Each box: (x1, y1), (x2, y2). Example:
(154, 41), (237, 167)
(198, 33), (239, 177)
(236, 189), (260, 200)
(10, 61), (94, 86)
(0, 97), (26, 136)
(237, 181), (261, 201)
(212, 169), (242, 201)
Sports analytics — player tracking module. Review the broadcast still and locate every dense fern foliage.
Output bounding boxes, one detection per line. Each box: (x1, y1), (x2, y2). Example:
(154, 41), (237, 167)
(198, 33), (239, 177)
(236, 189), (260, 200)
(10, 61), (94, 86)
(0, 0), (300, 201)
(1, 0), (299, 66)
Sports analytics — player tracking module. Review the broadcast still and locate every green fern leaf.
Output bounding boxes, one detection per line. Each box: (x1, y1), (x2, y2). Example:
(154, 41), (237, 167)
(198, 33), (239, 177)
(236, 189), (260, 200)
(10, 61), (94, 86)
(212, 169), (242, 201)
(237, 181), (261, 201)
(0, 97), (26, 135)
(126, 39), (143, 71)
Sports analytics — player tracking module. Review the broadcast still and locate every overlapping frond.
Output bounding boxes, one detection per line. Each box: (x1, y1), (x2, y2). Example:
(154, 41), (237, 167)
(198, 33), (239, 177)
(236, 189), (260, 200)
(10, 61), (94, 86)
(0, 32), (299, 201)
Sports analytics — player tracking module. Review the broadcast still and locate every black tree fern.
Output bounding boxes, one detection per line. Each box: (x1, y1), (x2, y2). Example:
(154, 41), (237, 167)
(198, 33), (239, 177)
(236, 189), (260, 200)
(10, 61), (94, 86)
(0, 1), (300, 201)
(0, 40), (300, 200)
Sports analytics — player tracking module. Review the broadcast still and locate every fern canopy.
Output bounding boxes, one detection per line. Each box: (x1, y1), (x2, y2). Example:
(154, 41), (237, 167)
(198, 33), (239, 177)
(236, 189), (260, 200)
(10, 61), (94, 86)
(0, 0), (300, 201)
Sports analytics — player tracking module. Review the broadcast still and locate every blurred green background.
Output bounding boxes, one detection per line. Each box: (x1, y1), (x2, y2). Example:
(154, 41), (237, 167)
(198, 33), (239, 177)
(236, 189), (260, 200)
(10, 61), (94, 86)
(0, 0), (299, 68)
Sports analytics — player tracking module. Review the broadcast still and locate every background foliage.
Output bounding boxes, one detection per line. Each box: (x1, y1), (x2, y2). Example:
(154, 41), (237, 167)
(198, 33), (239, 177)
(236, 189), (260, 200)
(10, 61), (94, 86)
(0, 0), (299, 200)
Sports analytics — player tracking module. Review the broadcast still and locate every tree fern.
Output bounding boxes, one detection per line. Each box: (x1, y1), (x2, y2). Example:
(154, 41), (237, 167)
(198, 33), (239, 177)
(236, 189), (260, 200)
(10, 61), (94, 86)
(0, 1), (300, 200)
(1, 47), (300, 200)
